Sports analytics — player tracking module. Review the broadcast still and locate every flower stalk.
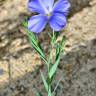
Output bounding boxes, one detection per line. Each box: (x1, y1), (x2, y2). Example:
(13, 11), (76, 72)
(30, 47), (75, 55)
(22, 0), (70, 95)
(23, 20), (66, 96)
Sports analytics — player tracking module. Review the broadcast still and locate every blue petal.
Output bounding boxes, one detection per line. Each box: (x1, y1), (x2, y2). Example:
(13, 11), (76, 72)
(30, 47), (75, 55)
(53, 0), (70, 16)
(28, 0), (49, 14)
(42, 0), (54, 12)
(49, 13), (67, 31)
(28, 15), (48, 33)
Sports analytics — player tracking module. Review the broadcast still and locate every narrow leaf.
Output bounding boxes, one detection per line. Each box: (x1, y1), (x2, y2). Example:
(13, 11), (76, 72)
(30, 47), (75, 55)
(40, 71), (48, 92)
(60, 36), (66, 51)
(49, 55), (60, 79)
(55, 44), (60, 60)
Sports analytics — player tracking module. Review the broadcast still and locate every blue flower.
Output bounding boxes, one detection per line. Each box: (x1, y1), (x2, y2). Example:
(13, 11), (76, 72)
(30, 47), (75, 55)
(28, 0), (70, 33)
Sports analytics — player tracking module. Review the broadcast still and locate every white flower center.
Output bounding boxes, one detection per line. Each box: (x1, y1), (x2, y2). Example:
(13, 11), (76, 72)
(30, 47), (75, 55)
(47, 12), (52, 17)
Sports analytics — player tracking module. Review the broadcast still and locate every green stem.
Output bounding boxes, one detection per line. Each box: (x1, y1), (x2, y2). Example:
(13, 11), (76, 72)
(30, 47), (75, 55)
(47, 30), (55, 96)
(48, 85), (52, 96)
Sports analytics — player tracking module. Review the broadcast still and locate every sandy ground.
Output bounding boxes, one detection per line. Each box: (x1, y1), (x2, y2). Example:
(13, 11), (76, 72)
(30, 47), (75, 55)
(0, 0), (96, 96)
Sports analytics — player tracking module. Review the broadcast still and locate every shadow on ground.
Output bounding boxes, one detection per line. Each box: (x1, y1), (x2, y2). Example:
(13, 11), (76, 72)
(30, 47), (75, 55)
(69, 0), (92, 17)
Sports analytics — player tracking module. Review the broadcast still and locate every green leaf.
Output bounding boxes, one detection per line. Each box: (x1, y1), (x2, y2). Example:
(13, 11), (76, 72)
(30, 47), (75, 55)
(48, 36), (66, 80)
(55, 36), (66, 61)
(27, 30), (38, 46)
(40, 71), (48, 92)
(51, 32), (60, 45)
(60, 36), (66, 51)
(29, 37), (48, 64)
(48, 87), (52, 96)
(55, 44), (61, 61)
(27, 30), (47, 63)
(48, 55), (60, 79)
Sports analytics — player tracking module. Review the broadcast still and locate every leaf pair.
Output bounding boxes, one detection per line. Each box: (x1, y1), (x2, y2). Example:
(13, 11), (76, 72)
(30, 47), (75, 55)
(48, 36), (66, 83)
(40, 71), (53, 96)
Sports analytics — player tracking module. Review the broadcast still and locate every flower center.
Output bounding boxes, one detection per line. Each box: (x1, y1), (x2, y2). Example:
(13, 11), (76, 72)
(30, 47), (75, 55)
(46, 12), (52, 18)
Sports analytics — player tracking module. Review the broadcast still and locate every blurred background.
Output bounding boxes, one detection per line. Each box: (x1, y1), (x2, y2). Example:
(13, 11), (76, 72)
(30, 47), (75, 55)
(0, 0), (96, 96)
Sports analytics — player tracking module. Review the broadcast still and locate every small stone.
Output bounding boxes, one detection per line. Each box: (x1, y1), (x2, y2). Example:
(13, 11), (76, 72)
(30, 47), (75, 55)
(0, 68), (4, 75)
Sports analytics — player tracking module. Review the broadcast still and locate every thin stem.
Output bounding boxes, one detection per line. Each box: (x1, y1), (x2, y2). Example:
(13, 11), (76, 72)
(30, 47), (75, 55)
(47, 30), (55, 96)
(53, 76), (63, 95)
(48, 85), (52, 96)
